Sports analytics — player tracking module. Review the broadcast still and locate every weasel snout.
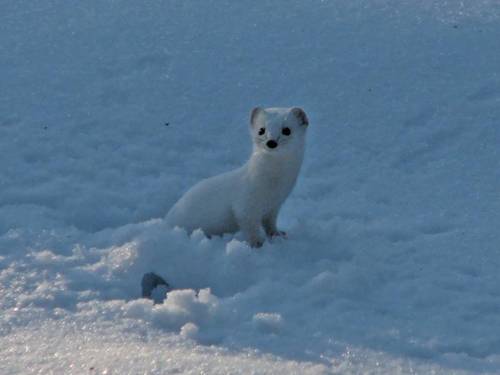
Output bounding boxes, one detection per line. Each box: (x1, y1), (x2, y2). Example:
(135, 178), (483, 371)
(266, 140), (278, 149)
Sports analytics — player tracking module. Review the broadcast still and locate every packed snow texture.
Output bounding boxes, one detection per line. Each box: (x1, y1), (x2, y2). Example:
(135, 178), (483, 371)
(1, 1), (500, 374)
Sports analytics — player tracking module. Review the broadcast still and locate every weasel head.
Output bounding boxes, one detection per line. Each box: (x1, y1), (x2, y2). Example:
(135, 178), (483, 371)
(249, 107), (309, 155)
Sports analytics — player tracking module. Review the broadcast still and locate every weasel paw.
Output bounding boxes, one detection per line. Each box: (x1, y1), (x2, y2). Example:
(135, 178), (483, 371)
(248, 239), (264, 248)
(270, 230), (287, 238)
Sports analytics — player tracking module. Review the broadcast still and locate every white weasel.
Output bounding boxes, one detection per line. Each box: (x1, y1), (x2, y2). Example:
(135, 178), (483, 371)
(166, 107), (309, 247)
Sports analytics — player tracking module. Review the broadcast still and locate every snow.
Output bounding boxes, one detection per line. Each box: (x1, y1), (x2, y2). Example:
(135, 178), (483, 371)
(1, 0), (500, 374)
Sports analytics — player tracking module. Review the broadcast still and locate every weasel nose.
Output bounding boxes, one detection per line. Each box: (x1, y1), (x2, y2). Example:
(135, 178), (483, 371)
(266, 140), (278, 149)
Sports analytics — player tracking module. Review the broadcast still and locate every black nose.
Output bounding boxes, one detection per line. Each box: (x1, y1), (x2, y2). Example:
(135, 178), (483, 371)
(266, 140), (278, 149)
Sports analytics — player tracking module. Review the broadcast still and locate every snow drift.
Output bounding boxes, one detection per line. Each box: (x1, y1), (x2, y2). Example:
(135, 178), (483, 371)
(1, 1), (499, 373)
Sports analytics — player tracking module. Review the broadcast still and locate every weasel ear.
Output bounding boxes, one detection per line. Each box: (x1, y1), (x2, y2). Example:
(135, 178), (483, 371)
(291, 107), (309, 126)
(250, 107), (264, 128)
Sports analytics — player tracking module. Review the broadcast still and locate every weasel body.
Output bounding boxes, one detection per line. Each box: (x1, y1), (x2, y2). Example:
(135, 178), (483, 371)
(166, 107), (309, 247)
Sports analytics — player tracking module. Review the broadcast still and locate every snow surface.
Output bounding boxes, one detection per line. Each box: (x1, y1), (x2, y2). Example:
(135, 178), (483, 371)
(1, 1), (500, 374)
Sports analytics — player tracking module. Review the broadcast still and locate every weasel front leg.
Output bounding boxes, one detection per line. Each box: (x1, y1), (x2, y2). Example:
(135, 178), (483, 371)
(262, 209), (286, 238)
(236, 215), (265, 248)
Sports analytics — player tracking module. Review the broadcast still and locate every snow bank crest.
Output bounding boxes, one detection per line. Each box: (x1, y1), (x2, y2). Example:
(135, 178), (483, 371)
(123, 288), (220, 335)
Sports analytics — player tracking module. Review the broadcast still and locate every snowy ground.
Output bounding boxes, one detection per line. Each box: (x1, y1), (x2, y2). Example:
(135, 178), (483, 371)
(1, 1), (500, 374)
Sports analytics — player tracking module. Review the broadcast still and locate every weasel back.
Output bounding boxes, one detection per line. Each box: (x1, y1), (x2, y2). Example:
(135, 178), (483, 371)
(166, 168), (242, 236)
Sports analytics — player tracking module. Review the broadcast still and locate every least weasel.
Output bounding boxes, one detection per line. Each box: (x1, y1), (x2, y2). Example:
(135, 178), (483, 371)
(166, 107), (309, 247)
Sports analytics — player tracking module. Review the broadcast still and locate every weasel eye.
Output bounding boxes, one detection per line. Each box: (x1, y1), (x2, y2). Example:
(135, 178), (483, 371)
(282, 127), (291, 136)
(258, 128), (265, 136)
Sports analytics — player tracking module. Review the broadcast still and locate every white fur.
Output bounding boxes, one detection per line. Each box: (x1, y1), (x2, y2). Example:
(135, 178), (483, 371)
(166, 107), (308, 247)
